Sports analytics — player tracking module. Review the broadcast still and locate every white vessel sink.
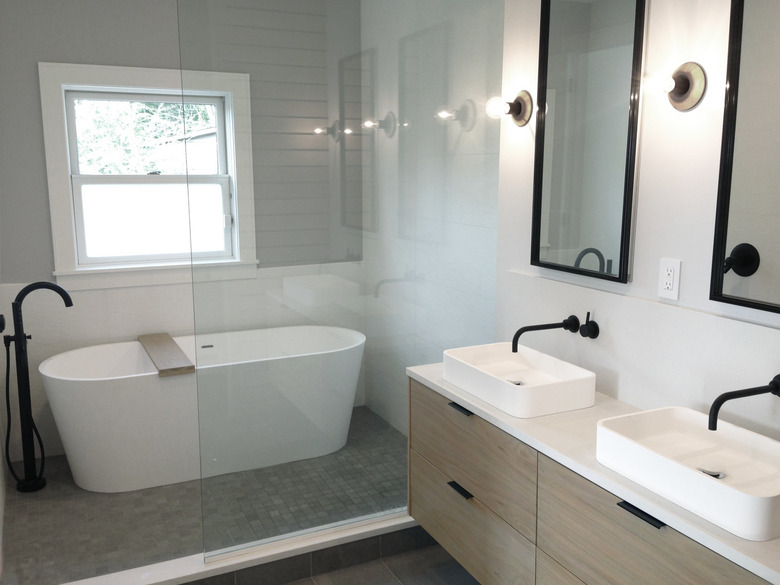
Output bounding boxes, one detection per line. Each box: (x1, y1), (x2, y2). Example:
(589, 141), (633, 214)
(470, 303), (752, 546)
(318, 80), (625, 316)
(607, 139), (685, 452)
(442, 342), (595, 418)
(597, 407), (780, 541)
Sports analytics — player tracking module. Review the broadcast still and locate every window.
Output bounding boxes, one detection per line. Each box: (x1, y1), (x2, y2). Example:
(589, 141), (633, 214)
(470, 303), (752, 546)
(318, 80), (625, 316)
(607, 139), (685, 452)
(39, 63), (257, 289)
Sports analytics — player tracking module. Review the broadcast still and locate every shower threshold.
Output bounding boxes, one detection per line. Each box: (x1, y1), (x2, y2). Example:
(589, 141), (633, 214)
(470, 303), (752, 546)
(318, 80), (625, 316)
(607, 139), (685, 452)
(206, 506), (409, 562)
(64, 512), (415, 585)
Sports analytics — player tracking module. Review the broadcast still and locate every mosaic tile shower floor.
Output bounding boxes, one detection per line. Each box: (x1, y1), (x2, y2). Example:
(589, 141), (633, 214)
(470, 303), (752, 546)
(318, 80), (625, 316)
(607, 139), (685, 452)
(1, 407), (408, 585)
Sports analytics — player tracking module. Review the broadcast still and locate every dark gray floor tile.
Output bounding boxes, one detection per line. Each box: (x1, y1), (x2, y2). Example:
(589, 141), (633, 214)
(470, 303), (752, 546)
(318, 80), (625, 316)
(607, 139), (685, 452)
(311, 560), (400, 585)
(382, 545), (479, 585)
(380, 527), (435, 558)
(312, 536), (381, 575)
(236, 554), (310, 585)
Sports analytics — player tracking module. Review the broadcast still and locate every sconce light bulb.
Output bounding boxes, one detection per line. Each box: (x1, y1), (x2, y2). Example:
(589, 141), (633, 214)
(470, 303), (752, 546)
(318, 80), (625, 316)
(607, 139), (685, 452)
(485, 95), (509, 120)
(362, 120), (377, 129)
(343, 128), (353, 135)
(314, 127), (325, 135)
(485, 96), (508, 120)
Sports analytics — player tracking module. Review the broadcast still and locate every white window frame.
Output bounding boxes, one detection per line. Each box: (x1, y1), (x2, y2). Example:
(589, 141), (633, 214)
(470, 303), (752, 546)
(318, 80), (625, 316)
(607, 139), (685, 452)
(39, 62), (257, 290)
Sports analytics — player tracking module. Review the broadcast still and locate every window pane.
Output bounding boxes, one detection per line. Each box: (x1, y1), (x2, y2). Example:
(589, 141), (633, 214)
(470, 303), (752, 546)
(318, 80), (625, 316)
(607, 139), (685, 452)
(188, 183), (230, 254)
(71, 98), (219, 175)
(80, 183), (227, 259)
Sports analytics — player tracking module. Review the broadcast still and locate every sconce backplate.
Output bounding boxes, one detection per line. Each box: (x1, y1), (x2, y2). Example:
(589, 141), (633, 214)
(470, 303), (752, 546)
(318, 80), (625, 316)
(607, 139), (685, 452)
(668, 62), (707, 111)
(509, 90), (533, 127)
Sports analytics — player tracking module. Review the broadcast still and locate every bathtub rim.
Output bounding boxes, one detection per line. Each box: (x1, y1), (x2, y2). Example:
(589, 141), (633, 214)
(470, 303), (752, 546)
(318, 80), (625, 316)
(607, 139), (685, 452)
(39, 325), (367, 382)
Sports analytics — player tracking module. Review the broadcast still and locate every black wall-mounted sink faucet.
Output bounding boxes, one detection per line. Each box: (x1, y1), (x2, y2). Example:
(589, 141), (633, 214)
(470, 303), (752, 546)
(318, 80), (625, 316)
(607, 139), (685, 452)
(708, 375), (780, 430)
(511, 315), (580, 353)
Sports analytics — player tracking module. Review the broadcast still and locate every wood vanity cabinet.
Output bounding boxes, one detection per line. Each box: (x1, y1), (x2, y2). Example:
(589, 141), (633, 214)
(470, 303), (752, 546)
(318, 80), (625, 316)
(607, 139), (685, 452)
(408, 379), (537, 585)
(408, 378), (772, 585)
(536, 454), (770, 585)
(535, 550), (587, 585)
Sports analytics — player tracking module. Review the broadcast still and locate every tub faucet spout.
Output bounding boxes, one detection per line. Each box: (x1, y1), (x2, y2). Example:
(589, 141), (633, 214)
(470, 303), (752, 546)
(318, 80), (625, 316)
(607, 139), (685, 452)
(11, 281), (73, 344)
(708, 375), (780, 430)
(14, 281), (73, 308)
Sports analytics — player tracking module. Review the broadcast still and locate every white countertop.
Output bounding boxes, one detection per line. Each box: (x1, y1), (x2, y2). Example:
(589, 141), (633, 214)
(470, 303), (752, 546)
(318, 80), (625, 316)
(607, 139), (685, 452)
(407, 363), (780, 585)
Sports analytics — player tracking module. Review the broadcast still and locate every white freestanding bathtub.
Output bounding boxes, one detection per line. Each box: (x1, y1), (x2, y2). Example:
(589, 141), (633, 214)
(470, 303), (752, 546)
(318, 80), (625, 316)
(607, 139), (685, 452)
(39, 326), (366, 493)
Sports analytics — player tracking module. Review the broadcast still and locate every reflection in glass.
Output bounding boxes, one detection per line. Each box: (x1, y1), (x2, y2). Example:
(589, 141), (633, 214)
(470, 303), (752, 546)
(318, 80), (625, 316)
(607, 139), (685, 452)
(398, 24), (448, 243)
(340, 50), (377, 231)
(178, 0), (503, 564)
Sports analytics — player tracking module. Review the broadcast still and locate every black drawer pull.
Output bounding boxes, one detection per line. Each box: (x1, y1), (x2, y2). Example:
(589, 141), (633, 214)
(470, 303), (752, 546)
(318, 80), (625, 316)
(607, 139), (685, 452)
(617, 500), (666, 529)
(448, 401), (473, 416)
(447, 481), (474, 500)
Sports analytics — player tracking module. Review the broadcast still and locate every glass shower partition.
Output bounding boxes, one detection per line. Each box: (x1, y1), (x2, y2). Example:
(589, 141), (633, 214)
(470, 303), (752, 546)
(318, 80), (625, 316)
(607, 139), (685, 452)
(178, 0), (503, 558)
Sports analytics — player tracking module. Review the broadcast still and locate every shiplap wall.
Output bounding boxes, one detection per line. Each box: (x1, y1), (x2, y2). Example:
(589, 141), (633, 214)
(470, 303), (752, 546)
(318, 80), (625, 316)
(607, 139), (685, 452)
(180, 0), (335, 266)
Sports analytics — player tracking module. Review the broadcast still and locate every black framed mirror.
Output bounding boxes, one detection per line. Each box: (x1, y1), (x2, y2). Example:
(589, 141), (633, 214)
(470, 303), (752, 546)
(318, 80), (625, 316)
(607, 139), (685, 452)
(531, 0), (645, 283)
(711, 0), (780, 313)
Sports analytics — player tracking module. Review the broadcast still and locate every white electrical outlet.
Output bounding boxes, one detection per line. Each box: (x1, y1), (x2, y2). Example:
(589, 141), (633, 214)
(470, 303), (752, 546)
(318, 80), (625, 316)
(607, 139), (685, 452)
(658, 258), (681, 300)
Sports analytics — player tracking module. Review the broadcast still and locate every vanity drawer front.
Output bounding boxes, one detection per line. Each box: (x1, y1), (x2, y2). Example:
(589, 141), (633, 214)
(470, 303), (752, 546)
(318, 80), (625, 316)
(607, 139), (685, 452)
(536, 550), (586, 585)
(537, 455), (770, 585)
(409, 379), (537, 541)
(409, 449), (535, 585)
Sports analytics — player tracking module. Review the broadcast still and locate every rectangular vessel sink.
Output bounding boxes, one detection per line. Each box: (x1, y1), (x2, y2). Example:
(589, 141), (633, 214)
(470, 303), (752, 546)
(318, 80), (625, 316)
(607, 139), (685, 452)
(442, 342), (595, 418)
(597, 407), (780, 541)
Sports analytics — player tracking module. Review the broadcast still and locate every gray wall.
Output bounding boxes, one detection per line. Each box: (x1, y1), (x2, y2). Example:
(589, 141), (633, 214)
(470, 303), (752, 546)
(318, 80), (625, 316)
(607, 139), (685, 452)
(179, 0), (338, 267)
(0, 0), (181, 283)
(0, 0), (345, 282)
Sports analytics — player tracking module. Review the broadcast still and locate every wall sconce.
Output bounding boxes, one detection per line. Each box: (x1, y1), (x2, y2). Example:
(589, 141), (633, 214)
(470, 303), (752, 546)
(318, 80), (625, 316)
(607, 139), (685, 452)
(667, 62), (707, 111)
(361, 111), (397, 138)
(434, 99), (476, 132)
(486, 91), (534, 127)
(313, 120), (342, 141)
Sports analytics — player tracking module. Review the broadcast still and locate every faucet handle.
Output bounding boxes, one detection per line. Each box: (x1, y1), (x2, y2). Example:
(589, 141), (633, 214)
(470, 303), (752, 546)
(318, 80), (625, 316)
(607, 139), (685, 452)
(579, 312), (600, 339)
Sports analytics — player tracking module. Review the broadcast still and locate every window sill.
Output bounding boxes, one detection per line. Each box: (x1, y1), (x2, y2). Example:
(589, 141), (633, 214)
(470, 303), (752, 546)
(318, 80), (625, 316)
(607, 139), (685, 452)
(54, 259), (259, 291)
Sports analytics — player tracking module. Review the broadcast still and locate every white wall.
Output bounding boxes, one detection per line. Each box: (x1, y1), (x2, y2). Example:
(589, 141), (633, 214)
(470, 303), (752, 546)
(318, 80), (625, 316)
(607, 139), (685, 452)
(12, 0), (772, 467)
(497, 0), (780, 440)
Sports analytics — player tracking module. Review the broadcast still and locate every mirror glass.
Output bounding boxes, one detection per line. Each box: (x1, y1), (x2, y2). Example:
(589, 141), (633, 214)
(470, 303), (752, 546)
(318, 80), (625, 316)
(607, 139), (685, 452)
(532, 0), (645, 282)
(711, 0), (780, 313)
